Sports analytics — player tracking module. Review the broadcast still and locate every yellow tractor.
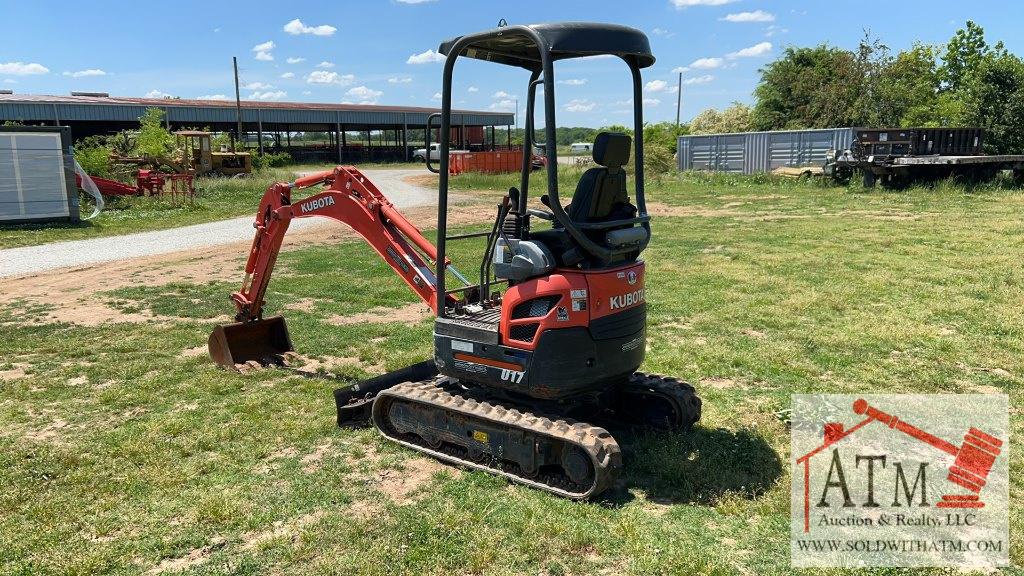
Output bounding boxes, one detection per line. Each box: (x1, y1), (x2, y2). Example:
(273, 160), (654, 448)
(175, 130), (252, 176)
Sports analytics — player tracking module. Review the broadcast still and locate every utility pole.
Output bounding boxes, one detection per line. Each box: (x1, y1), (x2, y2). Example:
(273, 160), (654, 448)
(675, 72), (683, 128)
(233, 57), (243, 152)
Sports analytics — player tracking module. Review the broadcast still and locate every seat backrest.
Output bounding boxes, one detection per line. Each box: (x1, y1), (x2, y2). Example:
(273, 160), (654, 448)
(566, 132), (632, 223)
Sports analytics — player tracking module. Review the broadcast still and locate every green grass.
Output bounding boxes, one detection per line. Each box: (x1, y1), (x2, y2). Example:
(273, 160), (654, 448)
(1, 173), (1021, 575)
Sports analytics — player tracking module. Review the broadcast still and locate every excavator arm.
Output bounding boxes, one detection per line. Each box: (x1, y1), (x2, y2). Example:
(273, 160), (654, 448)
(209, 165), (454, 367)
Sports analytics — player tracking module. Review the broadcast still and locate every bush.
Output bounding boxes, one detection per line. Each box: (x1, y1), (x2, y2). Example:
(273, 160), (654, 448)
(73, 136), (113, 178)
(643, 139), (676, 180)
(251, 151), (292, 171)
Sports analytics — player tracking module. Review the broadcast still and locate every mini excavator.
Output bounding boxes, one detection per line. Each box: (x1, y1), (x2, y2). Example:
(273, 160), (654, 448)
(209, 22), (701, 499)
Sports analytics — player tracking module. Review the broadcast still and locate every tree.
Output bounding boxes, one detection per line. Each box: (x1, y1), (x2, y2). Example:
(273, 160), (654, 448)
(136, 108), (176, 160)
(942, 21), (991, 92)
(690, 102), (753, 134)
(751, 45), (864, 130)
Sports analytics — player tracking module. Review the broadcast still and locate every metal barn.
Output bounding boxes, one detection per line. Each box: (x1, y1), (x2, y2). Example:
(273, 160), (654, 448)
(0, 126), (78, 224)
(677, 128), (854, 174)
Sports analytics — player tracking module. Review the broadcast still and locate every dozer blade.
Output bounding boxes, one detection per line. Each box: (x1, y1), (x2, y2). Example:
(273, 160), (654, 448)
(208, 315), (294, 369)
(334, 360), (439, 427)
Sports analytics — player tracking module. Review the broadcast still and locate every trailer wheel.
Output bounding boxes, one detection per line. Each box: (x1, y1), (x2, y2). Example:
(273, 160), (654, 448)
(862, 171), (876, 188)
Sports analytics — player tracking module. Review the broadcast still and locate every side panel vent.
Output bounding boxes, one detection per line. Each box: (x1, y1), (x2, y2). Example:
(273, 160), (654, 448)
(509, 323), (540, 343)
(511, 295), (561, 320)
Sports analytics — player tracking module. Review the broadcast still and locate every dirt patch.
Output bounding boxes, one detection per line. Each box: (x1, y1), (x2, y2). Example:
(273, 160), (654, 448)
(179, 346), (207, 358)
(742, 329), (767, 339)
(240, 510), (325, 551)
(0, 363), (29, 381)
(24, 418), (69, 442)
(146, 539), (225, 575)
(647, 202), (740, 218)
(67, 375), (88, 386)
(700, 377), (743, 390)
(348, 499), (381, 521)
(286, 353), (383, 375)
(326, 302), (430, 328)
(0, 203), (495, 328)
(374, 457), (458, 504)
(301, 442), (333, 473)
(284, 298), (319, 313)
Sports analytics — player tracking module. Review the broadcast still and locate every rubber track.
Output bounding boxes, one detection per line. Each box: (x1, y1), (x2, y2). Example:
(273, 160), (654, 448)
(621, 372), (702, 430)
(372, 379), (623, 500)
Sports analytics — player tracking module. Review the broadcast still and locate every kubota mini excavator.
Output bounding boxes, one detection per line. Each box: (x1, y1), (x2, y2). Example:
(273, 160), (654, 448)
(209, 22), (701, 499)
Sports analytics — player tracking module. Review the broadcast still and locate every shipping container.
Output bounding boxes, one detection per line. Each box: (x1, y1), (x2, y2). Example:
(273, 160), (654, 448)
(0, 126), (78, 224)
(677, 128), (854, 174)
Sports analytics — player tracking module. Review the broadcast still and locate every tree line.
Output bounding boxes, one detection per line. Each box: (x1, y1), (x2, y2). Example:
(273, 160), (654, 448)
(691, 21), (1024, 153)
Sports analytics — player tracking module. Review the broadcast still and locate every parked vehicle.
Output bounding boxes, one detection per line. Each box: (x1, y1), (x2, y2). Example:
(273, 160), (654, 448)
(569, 142), (592, 154)
(413, 143), (468, 162)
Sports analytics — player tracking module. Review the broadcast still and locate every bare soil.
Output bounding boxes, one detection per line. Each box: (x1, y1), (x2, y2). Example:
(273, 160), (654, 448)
(0, 203), (493, 328)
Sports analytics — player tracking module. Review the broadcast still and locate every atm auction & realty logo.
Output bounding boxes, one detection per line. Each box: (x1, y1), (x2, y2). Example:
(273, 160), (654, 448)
(790, 394), (1009, 569)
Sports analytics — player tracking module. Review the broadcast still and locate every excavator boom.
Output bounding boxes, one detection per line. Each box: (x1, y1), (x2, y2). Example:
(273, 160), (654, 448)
(209, 166), (450, 368)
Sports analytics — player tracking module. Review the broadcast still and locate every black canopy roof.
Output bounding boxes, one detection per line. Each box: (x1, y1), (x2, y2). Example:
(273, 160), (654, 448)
(438, 22), (654, 70)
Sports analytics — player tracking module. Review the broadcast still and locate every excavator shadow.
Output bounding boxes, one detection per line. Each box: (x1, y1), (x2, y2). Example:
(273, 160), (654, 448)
(600, 426), (783, 507)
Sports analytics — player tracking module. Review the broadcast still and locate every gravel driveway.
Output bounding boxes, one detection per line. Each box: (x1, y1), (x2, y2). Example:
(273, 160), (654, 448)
(0, 168), (434, 279)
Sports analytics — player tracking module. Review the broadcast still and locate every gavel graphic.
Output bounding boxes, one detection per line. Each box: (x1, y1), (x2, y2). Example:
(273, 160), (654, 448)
(853, 399), (1003, 506)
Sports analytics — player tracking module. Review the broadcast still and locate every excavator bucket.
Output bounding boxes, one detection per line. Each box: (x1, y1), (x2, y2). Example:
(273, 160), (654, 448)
(208, 316), (294, 369)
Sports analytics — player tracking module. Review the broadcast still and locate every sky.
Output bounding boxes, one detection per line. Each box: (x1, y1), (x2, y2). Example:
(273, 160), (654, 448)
(2, 1), (1024, 128)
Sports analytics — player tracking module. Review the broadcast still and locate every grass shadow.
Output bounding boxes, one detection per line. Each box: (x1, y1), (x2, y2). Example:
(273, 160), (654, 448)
(607, 425), (783, 506)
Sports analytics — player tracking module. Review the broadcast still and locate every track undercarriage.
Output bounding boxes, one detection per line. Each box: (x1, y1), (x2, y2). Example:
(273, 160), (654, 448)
(337, 370), (701, 499)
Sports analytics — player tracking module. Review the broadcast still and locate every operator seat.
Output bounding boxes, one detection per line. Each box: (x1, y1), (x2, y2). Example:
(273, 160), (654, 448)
(531, 132), (642, 266)
(566, 132), (636, 224)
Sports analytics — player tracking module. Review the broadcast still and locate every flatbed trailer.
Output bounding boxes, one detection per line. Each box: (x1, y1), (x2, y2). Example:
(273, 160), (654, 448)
(825, 127), (1024, 188)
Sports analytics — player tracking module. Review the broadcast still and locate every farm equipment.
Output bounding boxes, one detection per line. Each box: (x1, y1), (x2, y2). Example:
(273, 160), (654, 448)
(175, 130), (252, 176)
(209, 22), (701, 499)
(74, 169), (194, 199)
(825, 127), (1024, 187)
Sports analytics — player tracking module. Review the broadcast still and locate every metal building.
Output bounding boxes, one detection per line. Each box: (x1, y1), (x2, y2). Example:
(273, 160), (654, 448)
(0, 93), (515, 163)
(677, 128), (854, 174)
(0, 126), (78, 224)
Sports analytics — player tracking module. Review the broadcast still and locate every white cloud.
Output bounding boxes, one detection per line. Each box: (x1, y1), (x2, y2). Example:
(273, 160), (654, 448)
(645, 79), (669, 92)
(489, 99), (516, 111)
(3, 79), (18, 84)
(689, 57), (723, 71)
(727, 41), (773, 58)
(306, 71), (354, 85)
(642, 98), (660, 106)
(492, 90), (511, 98)
(406, 49), (445, 64)
(243, 81), (274, 90)
(281, 72), (295, 79)
(388, 76), (413, 84)
(63, 69), (106, 78)
(283, 18), (337, 36)
(346, 85), (382, 102)
(286, 57), (306, 64)
(765, 24), (789, 37)
(671, 0), (737, 7)
(197, 94), (228, 100)
(145, 89), (173, 98)
(302, 90), (312, 95)
(248, 90), (287, 101)
(467, 86), (478, 92)
(315, 61), (335, 68)
(432, 92), (442, 101)
(652, 27), (669, 36)
(721, 10), (775, 22)
(252, 40), (275, 61)
(0, 62), (49, 75)
(558, 78), (587, 86)
(682, 74), (714, 85)
(563, 99), (596, 113)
